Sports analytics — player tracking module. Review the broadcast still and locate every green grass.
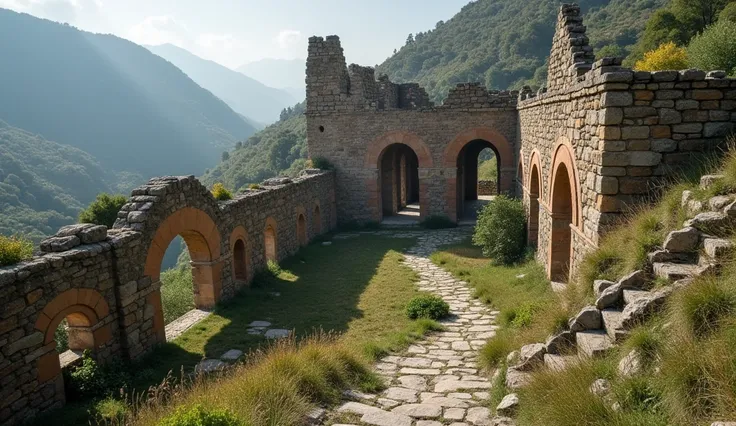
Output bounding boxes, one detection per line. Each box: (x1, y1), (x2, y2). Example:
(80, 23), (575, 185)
(160, 266), (196, 324)
(44, 233), (436, 426)
(431, 240), (578, 371)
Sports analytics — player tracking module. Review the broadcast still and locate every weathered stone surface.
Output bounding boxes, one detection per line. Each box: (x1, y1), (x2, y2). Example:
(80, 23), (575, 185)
(569, 306), (602, 332)
(700, 174), (725, 190)
(685, 211), (732, 235)
(392, 404), (442, 418)
(220, 349), (243, 362)
(496, 394), (519, 416)
(618, 270), (647, 289)
(596, 284), (622, 309)
(618, 349), (643, 377)
(504, 367), (530, 390)
(195, 359), (226, 374)
(545, 330), (574, 355)
(361, 410), (413, 426)
(466, 406), (492, 426)
(264, 329), (290, 339)
(662, 227), (700, 253)
(619, 288), (672, 329)
(709, 195), (733, 211)
(704, 238), (734, 259)
(78, 225), (108, 244)
(593, 280), (615, 296)
(338, 402), (383, 415)
(589, 379), (611, 396)
(516, 343), (546, 370)
(40, 235), (80, 253)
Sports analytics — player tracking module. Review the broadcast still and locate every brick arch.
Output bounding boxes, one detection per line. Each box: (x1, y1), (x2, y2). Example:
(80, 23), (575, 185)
(229, 226), (251, 283)
(312, 201), (322, 236)
(264, 217), (278, 262)
(548, 140), (582, 228)
(144, 207), (223, 308)
(443, 127), (514, 170)
(528, 150), (543, 192)
(33, 289), (112, 383)
(295, 205), (308, 247)
(365, 131), (433, 168)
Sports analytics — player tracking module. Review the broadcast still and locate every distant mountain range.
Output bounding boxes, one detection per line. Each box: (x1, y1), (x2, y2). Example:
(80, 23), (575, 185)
(148, 44), (298, 124)
(0, 8), (257, 178)
(237, 58), (306, 101)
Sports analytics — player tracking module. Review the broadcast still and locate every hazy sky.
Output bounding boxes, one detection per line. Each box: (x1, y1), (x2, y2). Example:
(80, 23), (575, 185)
(0, 0), (468, 69)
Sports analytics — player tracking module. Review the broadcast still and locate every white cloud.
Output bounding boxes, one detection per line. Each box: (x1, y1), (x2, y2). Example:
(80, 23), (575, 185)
(275, 29), (301, 49)
(127, 15), (190, 47)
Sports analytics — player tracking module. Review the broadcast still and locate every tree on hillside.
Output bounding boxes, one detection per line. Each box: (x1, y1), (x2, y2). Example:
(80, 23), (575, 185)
(78, 193), (127, 228)
(671, 0), (731, 32)
(688, 19), (736, 75)
(269, 131), (299, 171)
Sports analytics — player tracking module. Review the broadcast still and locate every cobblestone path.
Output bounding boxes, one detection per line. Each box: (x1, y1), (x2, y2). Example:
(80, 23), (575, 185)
(324, 228), (503, 426)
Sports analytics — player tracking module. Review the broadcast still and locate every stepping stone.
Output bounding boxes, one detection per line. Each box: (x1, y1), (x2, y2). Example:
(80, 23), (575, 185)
(195, 359), (225, 374)
(398, 375), (427, 391)
(343, 389), (377, 400)
(434, 380), (491, 393)
(576, 330), (613, 358)
(264, 329), (289, 339)
(247, 321), (271, 327)
(399, 368), (441, 375)
(361, 410), (412, 426)
(448, 392), (472, 399)
(416, 422), (442, 426)
(337, 402), (383, 415)
(399, 357), (433, 368)
(384, 387), (418, 402)
(392, 403), (442, 418)
(452, 341), (471, 351)
(445, 407), (466, 420)
(377, 398), (400, 409)
(465, 406), (492, 425)
(220, 349), (243, 362)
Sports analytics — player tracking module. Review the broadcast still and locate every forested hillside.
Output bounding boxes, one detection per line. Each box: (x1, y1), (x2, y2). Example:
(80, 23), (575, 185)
(0, 8), (256, 177)
(203, 103), (307, 191)
(376, 0), (666, 101)
(0, 121), (117, 240)
(148, 44), (297, 124)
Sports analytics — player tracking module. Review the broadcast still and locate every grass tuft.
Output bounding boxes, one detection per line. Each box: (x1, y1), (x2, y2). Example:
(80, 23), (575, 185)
(0, 234), (33, 266)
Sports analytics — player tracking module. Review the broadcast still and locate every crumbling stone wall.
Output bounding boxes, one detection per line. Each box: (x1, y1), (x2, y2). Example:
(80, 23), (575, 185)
(0, 171), (336, 425)
(306, 36), (519, 223)
(518, 4), (736, 279)
(478, 180), (497, 196)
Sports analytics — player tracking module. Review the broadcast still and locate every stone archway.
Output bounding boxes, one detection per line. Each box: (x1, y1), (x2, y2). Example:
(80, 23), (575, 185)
(144, 207), (222, 310)
(33, 289), (111, 393)
(313, 202), (322, 236)
(296, 206), (308, 247)
(229, 226), (250, 283)
(365, 131), (433, 221)
(264, 217), (278, 262)
(528, 162), (541, 248)
(443, 127), (514, 222)
(548, 142), (581, 282)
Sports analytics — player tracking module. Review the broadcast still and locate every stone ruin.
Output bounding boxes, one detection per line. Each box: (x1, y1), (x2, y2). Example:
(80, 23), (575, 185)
(2, 2), (736, 424)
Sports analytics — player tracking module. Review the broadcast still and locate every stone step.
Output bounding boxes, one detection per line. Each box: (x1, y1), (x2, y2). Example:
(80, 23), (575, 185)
(623, 289), (651, 304)
(601, 309), (628, 342)
(575, 330), (613, 358)
(543, 353), (578, 372)
(653, 262), (701, 281)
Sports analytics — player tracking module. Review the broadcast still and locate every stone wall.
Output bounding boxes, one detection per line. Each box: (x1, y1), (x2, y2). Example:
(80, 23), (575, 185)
(0, 171), (336, 424)
(478, 180), (497, 196)
(517, 4), (736, 279)
(306, 36), (519, 224)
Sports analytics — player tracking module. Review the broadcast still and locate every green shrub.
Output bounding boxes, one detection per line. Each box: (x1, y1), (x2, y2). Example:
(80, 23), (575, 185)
(0, 234), (33, 266)
(420, 215), (457, 229)
(158, 405), (241, 426)
(472, 195), (526, 264)
(94, 397), (129, 423)
(64, 351), (130, 401)
(211, 183), (233, 201)
(688, 20), (736, 75)
(310, 157), (334, 170)
(79, 193), (127, 228)
(247, 183), (262, 190)
(406, 294), (450, 320)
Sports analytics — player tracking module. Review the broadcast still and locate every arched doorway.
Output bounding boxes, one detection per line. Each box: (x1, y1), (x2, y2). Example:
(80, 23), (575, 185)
(379, 143), (421, 223)
(144, 207), (222, 339)
(456, 141), (500, 221)
(230, 226), (250, 283)
(528, 164), (541, 248)
(548, 143), (580, 283)
(264, 218), (278, 262)
(313, 204), (322, 235)
(297, 213), (307, 247)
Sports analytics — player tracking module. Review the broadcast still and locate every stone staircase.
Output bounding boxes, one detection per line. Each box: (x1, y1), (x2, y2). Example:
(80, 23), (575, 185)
(506, 174), (736, 384)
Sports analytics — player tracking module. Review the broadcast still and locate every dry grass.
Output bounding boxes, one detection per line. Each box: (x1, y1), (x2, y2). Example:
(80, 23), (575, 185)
(128, 334), (377, 426)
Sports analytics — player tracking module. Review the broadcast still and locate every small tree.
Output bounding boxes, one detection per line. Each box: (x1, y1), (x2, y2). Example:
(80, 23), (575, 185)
(473, 196), (526, 265)
(688, 20), (736, 75)
(635, 42), (689, 71)
(221, 151), (230, 162)
(211, 183), (233, 201)
(79, 193), (127, 228)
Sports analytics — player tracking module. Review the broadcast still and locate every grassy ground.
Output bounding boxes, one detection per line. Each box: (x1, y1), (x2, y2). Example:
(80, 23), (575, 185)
(160, 266), (195, 324)
(43, 233), (443, 426)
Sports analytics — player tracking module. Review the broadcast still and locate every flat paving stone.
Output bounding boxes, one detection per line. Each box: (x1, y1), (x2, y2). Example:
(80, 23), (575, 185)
(264, 329), (289, 339)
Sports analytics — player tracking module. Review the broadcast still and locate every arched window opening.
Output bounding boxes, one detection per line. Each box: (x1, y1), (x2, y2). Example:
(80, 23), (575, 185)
(379, 143), (420, 224)
(265, 225), (277, 262)
(233, 239), (247, 281)
(528, 165), (541, 248)
(313, 205), (322, 235)
(297, 214), (308, 247)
